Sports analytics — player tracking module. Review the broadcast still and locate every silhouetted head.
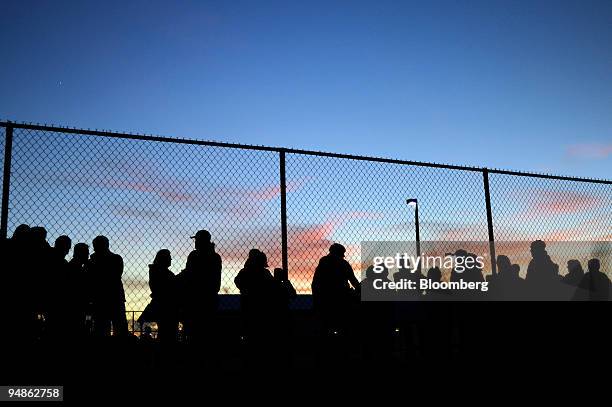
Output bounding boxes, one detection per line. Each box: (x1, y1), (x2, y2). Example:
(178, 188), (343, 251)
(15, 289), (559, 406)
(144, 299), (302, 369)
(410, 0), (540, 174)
(245, 249), (261, 268)
(191, 230), (211, 251)
(256, 251), (269, 268)
(366, 264), (388, 280)
(427, 267), (442, 282)
(511, 264), (520, 276)
(329, 243), (346, 258)
(92, 235), (110, 254)
(365, 265), (376, 280)
(453, 249), (468, 257)
(588, 258), (600, 273)
(30, 226), (48, 244)
(12, 224), (30, 241)
(153, 249), (172, 268)
(567, 260), (583, 275)
(245, 249), (268, 268)
(530, 240), (546, 257)
(496, 255), (512, 273)
(73, 243), (89, 263)
(54, 235), (72, 258)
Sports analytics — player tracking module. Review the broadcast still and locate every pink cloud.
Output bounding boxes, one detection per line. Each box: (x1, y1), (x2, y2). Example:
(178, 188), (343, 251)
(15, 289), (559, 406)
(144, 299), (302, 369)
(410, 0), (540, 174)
(521, 189), (605, 216)
(111, 205), (163, 220)
(246, 179), (309, 201)
(103, 179), (196, 203)
(286, 211), (383, 289)
(566, 144), (612, 159)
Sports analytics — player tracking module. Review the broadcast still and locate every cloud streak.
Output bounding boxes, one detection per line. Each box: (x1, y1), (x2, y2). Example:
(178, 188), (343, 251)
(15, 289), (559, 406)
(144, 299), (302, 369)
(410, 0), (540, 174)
(566, 143), (612, 159)
(519, 188), (606, 217)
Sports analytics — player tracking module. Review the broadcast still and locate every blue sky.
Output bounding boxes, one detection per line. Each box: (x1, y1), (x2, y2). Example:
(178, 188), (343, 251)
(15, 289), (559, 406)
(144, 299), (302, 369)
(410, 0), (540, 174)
(1, 1), (611, 308)
(1, 0), (611, 178)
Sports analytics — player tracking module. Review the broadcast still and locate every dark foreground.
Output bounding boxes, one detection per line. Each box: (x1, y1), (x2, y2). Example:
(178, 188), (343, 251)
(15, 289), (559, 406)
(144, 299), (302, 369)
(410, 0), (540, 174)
(3, 302), (612, 402)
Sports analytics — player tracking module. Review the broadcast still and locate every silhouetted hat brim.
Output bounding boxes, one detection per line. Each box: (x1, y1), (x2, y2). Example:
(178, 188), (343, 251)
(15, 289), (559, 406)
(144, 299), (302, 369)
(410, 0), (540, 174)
(191, 230), (211, 240)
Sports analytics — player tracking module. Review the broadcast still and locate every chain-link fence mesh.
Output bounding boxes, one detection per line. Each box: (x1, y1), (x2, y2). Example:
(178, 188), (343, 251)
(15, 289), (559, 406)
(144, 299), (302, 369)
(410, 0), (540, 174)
(1, 123), (610, 309)
(6, 126), (281, 311)
(489, 174), (612, 279)
(285, 154), (490, 290)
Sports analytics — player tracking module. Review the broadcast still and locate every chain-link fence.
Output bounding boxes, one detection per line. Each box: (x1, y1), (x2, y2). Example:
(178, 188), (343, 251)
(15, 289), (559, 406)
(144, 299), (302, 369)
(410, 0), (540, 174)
(1, 121), (610, 310)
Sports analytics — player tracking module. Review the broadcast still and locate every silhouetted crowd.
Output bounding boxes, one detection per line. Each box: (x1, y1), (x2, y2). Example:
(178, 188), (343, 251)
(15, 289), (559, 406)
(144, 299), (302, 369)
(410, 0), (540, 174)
(361, 241), (610, 302)
(0, 224), (609, 371)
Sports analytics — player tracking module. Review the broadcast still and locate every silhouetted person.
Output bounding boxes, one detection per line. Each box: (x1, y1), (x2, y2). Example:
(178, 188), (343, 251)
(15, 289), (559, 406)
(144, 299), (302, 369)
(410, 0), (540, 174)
(525, 240), (560, 299)
(89, 235), (128, 337)
(273, 267), (297, 311)
(140, 325), (154, 344)
(394, 261), (425, 300)
(177, 230), (222, 342)
(449, 250), (484, 300)
(64, 242), (91, 338)
(362, 264), (392, 300)
(312, 243), (360, 336)
(424, 266), (445, 298)
(271, 266), (296, 366)
(491, 255), (525, 300)
(449, 249), (469, 283)
(510, 264), (521, 279)
(235, 249), (276, 312)
(575, 259), (610, 301)
(145, 249), (178, 343)
(47, 235), (72, 339)
(1, 225), (32, 345)
(427, 266), (442, 283)
(28, 227), (53, 324)
(235, 249), (278, 365)
(53, 235), (72, 261)
(361, 265), (394, 366)
(562, 260), (584, 287)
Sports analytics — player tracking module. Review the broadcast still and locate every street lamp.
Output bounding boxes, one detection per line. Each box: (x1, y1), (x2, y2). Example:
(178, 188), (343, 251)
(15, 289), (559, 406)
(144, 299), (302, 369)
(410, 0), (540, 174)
(406, 198), (421, 274)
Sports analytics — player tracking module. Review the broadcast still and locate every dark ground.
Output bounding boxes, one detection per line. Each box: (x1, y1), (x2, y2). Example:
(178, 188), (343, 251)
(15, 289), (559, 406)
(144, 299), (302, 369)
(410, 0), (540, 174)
(2, 302), (611, 402)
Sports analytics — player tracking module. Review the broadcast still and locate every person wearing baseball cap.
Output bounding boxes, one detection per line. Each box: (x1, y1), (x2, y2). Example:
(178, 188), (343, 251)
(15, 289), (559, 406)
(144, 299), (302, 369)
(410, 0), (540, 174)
(190, 230), (211, 243)
(176, 229), (222, 343)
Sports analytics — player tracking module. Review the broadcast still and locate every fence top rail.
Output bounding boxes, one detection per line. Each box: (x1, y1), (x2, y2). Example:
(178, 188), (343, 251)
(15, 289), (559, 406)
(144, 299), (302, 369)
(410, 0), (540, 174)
(1, 120), (610, 185)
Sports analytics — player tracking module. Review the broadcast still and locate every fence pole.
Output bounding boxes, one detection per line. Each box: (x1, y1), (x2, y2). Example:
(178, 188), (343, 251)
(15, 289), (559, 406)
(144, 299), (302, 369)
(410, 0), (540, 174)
(279, 151), (289, 273)
(482, 168), (497, 276)
(1, 124), (13, 240)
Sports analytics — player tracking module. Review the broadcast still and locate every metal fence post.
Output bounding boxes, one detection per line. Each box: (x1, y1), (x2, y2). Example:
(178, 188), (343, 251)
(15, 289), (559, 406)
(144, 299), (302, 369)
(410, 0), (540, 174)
(279, 151), (289, 273)
(1, 124), (13, 240)
(482, 168), (497, 276)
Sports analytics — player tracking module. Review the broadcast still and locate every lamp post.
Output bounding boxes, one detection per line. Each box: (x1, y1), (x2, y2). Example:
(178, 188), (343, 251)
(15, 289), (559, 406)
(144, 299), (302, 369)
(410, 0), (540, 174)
(406, 198), (421, 274)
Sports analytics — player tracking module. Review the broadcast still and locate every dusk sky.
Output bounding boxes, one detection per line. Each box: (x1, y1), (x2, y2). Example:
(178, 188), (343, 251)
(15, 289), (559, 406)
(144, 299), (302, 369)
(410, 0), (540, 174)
(2, 0), (611, 178)
(1, 1), (611, 310)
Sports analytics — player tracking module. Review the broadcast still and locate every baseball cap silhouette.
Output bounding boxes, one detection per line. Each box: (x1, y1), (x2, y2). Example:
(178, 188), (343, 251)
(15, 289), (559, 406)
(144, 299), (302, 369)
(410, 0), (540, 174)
(190, 230), (211, 241)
